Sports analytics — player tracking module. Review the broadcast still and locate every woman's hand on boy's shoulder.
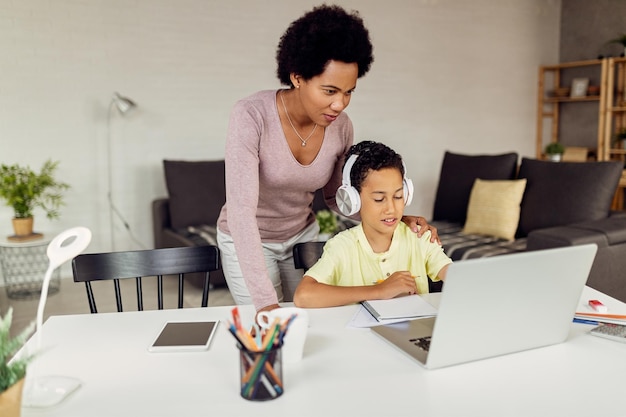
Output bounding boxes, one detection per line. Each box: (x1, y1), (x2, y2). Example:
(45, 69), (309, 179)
(402, 216), (440, 245)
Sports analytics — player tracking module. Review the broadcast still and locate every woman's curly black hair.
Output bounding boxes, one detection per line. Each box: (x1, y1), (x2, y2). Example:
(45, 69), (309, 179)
(276, 4), (374, 85)
(344, 141), (404, 192)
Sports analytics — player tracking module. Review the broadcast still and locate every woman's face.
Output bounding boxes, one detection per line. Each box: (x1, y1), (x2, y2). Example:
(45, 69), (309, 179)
(293, 60), (359, 127)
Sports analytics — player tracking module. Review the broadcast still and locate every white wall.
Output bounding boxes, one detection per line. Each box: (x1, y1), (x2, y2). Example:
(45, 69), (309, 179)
(0, 0), (560, 273)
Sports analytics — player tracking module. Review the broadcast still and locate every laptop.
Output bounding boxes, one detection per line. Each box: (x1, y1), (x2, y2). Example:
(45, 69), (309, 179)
(371, 244), (598, 369)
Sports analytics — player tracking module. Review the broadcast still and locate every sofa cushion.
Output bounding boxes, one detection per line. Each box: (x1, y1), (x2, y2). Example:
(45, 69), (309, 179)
(527, 225), (610, 250)
(163, 160), (226, 229)
(516, 158), (622, 237)
(463, 178), (527, 241)
(432, 151), (519, 223)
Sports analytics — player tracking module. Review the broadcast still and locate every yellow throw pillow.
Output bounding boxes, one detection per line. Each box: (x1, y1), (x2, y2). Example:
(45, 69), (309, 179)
(462, 178), (527, 241)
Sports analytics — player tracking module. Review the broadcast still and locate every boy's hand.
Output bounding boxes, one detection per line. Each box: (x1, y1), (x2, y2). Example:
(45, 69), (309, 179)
(376, 271), (418, 299)
(402, 216), (441, 244)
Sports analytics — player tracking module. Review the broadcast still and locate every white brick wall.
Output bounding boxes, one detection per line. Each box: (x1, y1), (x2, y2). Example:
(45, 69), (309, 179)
(0, 0), (560, 275)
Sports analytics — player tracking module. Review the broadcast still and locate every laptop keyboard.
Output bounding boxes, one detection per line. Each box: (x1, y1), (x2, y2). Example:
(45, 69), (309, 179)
(409, 336), (431, 351)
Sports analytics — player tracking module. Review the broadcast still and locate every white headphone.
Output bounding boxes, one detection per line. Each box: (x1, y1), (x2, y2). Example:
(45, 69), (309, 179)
(335, 153), (414, 216)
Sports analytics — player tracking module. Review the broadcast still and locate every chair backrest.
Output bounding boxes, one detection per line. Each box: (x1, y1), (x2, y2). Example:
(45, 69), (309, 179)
(293, 242), (325, 270)
(72, 246), (220, 313)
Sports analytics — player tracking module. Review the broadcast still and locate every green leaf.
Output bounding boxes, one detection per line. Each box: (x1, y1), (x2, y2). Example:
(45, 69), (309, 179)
(0, 307), (35, 393)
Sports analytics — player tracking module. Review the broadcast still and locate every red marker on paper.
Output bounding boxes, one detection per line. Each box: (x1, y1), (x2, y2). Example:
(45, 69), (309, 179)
(589, 299), (608, 313)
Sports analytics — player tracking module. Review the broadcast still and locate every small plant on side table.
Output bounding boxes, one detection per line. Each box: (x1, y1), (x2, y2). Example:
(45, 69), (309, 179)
(0, 160), (70, 238)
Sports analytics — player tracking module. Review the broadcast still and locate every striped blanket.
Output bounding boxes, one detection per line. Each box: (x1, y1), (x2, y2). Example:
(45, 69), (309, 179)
(433, 221), (527, 261)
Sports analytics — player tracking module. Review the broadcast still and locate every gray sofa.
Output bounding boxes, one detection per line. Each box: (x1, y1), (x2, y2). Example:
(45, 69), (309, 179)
(152, 159), (227, 287)
(430, 151), (626, 302)
(152, 154), (626, 302)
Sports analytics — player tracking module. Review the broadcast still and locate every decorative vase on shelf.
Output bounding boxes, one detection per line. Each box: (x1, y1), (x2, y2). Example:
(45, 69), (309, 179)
(544, 143), (565, 163)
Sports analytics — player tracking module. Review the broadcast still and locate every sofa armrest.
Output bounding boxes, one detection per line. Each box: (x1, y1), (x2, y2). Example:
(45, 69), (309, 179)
(527, 216), (626, 251)
(152, 198), (172, 249)
(528, 217), (626, 303)
(526, 225), (609, 251)
(160, 229), (198, 248)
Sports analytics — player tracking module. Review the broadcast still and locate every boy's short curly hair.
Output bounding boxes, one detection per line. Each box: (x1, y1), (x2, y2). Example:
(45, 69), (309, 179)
(276, 4), (374, 85)
(344, 141), (404, 192)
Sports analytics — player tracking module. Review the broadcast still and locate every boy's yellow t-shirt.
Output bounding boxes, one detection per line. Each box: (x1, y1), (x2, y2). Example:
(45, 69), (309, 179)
(305, 223), (452, 294)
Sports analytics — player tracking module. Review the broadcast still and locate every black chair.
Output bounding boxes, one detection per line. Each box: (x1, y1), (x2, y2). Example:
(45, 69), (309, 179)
(292, 242), (325, 270)
(72, 246), (220, 313)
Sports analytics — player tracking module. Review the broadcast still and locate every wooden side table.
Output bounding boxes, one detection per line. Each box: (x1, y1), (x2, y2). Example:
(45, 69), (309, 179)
(0, 233), (60, 299)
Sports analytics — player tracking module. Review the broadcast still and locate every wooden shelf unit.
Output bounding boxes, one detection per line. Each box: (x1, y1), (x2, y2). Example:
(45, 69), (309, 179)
(535, 59), (608, 159)
(602, 57), (626, 163)
(536, 58), (626, 210)
(603, 57), (626, 210)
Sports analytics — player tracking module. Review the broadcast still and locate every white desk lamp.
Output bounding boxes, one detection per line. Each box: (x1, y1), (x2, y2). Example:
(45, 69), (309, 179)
(22, 227), (92, 408)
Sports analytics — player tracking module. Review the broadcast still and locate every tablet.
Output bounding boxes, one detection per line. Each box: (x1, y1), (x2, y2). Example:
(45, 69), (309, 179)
(148, 321), (219, 352)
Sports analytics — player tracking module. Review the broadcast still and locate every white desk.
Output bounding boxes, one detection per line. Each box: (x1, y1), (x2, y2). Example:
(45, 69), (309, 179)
(21, 287), (626, 417)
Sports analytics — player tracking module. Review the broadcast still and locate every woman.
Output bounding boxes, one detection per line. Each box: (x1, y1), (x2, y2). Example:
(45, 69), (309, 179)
(216, 4), (438, 313)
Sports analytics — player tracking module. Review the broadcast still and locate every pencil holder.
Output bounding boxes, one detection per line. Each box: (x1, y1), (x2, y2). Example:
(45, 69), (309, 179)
(237, 342), (284, 401)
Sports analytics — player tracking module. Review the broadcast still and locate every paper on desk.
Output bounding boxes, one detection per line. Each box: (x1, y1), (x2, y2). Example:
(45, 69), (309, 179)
(574, 289), (626, 325)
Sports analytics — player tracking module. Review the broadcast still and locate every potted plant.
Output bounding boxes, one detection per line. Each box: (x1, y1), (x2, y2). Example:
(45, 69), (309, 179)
(0, 160), (70, 238)
(0, 308), (35, 417)
(614, 128), (626, 149)
(544, 142), (565, 162)
(608, 33), (626, 56)
(315, 209), (338, 241)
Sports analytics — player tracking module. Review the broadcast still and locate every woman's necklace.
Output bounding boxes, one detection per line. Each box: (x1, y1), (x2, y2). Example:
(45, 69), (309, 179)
(280, 90), (318, 147)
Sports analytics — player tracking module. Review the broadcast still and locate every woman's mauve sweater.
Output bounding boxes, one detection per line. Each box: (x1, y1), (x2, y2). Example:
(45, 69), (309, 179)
(217, 90), (353, 309)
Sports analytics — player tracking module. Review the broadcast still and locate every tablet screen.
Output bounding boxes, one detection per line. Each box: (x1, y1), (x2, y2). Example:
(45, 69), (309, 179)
(149, 321), (219, 352)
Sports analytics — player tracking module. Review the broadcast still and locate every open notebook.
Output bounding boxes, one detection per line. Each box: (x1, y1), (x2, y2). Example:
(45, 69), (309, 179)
(362, 295), (437, 322)
(371, 244), (598, 369)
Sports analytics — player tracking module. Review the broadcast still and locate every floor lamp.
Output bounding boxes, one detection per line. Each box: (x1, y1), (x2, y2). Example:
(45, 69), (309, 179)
(22, 227), (92, 408)
(107, 92), (137, 251)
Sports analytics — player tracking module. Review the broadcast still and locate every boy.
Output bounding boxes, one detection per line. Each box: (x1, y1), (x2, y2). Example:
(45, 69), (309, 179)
(293, 141), (451, 308)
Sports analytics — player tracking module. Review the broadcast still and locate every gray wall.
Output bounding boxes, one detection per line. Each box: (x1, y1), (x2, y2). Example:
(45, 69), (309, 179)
(1, 1), (561, 279)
